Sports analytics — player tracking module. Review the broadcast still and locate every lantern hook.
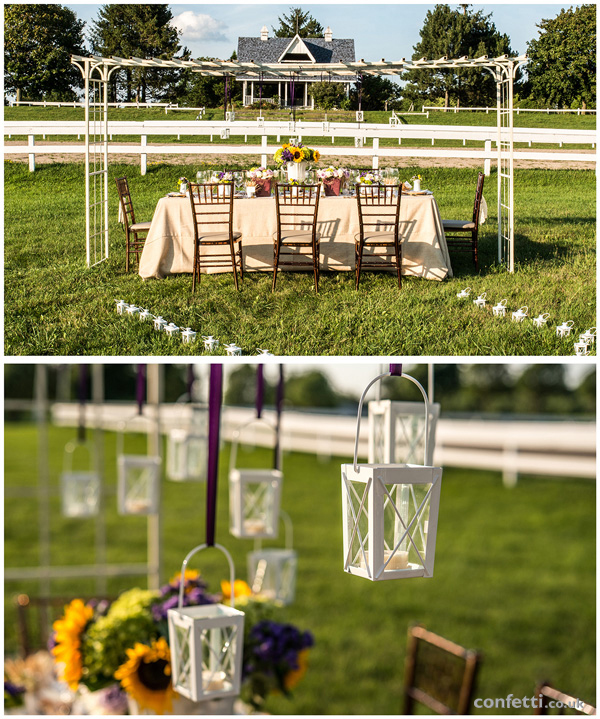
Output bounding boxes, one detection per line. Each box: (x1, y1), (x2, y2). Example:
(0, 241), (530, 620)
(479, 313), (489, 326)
(178, 542), (236, 609)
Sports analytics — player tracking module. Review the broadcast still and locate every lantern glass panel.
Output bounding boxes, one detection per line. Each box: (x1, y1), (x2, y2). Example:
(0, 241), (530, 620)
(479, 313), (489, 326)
(394, 415), (426, 465)
(61, 472), (99, 517)
(173, 624), (193, 694)
(168, 430), (207, 481)
(345, 477), (370, 570)
(247, 549), (297, 604)
(382, 481), (431, 572)
(229, 470), (282, 539)
(200, 624), (239, 693)
(372, 413), (386, 465)
(118, 456), (160, 515)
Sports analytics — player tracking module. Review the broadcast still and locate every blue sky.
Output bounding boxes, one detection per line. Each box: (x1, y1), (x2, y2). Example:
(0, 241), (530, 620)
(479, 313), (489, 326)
(69, 3), (574, 60)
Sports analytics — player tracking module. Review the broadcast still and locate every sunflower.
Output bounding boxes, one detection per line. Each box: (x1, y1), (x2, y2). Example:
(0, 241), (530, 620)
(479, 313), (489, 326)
(51, 599), (94, 690)
(284, 648), (310, 691)
(114, 638), (175, 715)
(291, 148), (304, 163)
(313, 150), (321, 162)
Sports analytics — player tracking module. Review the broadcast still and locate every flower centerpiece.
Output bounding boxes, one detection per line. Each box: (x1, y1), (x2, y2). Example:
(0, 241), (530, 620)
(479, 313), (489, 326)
(357, 171), (379, 185)
(411, 174), (422, 192)
(177, 177), (188, 194)
(316, 167), (349, 196)
(274, 141), (320, 183)
(246, 167), (275, 197)
(209, 171), (234, 197)
(49, 572), (313, 715)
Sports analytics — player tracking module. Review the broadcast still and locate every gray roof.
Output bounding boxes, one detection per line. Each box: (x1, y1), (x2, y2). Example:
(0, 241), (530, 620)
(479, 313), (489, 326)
(237, 36), (356, 82)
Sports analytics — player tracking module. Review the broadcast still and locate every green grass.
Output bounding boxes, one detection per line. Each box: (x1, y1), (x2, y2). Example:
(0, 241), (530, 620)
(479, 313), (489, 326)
(4, 423), (596, 714)
(4, 161), (595, 356)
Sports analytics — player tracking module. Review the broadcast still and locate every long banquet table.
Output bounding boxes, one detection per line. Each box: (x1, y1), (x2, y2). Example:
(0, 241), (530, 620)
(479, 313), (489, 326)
(138, 193), (453, 281)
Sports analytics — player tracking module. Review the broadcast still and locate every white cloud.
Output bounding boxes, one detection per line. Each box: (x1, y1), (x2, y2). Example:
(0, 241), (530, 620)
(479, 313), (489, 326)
(172, 11), (228, 42)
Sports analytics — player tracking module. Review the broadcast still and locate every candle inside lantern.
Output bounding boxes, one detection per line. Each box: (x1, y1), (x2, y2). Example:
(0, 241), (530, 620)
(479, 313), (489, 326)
(125, 498), (152, 513)
(202, 670), (229, 692)
(258, 588), (277, 600)
(244, 518), (267, 534)
(359, 549), (410, 570)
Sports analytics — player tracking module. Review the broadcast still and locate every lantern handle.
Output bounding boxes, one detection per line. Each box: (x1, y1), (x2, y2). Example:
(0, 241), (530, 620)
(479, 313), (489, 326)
(353, 372), (430, 472)
(229, 415), (279, 472)
(177, 543), (236, 609)
(116, 410), (155, 457)
(63, 440), (94, 474)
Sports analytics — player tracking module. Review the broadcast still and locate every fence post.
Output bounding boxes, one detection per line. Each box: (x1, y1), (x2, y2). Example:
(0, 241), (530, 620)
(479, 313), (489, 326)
(484, 140), (491, 176)
(261, 135), (268, 167)
(28, 134), (35, 172)
(140, 135), (147, 176)
(372, 137), (379, 169)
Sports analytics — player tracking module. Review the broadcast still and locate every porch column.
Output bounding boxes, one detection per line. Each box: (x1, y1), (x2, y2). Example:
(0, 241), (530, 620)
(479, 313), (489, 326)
(278, 81), (282, 105)
(243, 80), (247, 105)
(304, 82), (308, 107)
(250, 81), (254, 105)
(284, 82), (288, 106)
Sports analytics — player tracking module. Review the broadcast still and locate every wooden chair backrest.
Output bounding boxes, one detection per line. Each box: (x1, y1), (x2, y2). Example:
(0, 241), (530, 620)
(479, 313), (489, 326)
(115, 176), (136, 229)
(472, 172), (485, 225)
(534, 682), (596, 715)
(274, 183), (321, 234)
(403, 625), (481, 715)
(356, 184), (402, 241)
(188, 182), (235, 241)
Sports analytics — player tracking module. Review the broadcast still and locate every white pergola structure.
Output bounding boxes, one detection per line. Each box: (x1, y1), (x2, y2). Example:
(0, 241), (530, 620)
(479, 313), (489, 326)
(72, 53), (527, 272)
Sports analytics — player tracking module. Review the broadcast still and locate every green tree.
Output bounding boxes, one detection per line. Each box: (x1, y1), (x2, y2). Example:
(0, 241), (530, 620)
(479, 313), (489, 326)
(4, 4), (85, 101)
(182, 62), (242, 109)
(285, 371), (340, 408)
(308, 81), (348, 110)
(350, 75), (402, 111)
(403, 4), (513, 108)
(90, 5), (187, 102)
(525, 5), (596, 110)
(273, 8), (324, 38)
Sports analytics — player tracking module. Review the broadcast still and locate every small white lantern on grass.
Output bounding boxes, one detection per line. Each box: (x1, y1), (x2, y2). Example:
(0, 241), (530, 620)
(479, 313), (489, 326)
(126, 305), (140, 317)
(579, 328), (596, 345)
(574, 341), (590, 356)
(556, 321), (575, 338)
(116, 300), (129, 315)
(342, 370), (443, 581)
(168, 544), (245, 703)
(117, 414), (161, 516)
(138, 309), (153, 322)
(532, 313), (550, 328)
(225, 343), (242, 356)
(203, 336), (219, 352)
(247, 510), (297, 605)
(511, 306), (528, 322)
(164, 322), (180, 337)
(492, 299), (508, 317)
(61, 441), (100, 518)
(456, 287), (471, 299)
(473, 292), (487, 308)
(153, 316), (168, 331)
(229, 418), (283, 540)
(182, 328), (197, 344)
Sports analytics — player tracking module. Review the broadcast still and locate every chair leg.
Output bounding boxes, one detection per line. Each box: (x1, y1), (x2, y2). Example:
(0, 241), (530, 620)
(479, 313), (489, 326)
(229, 241), (239, 291)
(395, 241), (402, 289)
(238, 242), (244, 281)
(125, 230), (130, 273)
(473, 232), (478, 271)
(272, 240), (281, 292)
(313, 239), (319, 293)
(355, 241), (363, 290)
(192, 242), (198, 292)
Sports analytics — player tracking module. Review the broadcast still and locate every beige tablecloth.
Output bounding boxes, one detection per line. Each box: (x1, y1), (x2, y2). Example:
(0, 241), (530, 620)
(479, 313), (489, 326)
(138, 194), (452, 281)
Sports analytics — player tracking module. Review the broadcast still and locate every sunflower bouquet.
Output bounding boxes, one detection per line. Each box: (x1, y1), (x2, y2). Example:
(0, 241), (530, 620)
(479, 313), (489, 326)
(50, 571), (313, 714)
(274, 140), (320, 165)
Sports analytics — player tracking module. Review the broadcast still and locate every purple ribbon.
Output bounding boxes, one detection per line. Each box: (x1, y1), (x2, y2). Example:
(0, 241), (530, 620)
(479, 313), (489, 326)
(206, 364), (223, 547)
(136, 365), (146, 415)
(389, 364), (402, 376)
(256, 365), (264, 419)
(274, 365), (284, 470)
(77, 365), (89, 442)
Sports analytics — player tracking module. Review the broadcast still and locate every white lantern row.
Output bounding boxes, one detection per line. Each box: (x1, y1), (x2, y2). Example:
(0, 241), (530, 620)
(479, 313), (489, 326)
(114, 300), (272, 356)
(342, 371), (443, 582)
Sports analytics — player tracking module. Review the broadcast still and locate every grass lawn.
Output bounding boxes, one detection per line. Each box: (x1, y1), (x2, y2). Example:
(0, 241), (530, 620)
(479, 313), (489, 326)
(4, 161), (595, 356)
(4, 423), (596, 714)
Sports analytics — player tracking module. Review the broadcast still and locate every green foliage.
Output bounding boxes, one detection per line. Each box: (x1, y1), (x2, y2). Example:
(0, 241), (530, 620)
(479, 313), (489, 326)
(308, 82), (348, 110)
(526, 5), (596, 110)
(181, 63), (242, 109)
(81, 588), (160, 689)
(90, 5), (187, 103)
(4, 4), (85, 101)
(351, 75), (402, 111)
(403, 5), (514, 107)
(272, 8), (324, 38)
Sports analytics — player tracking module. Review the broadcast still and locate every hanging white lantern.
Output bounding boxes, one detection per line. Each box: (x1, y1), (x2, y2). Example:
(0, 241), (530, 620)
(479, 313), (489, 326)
(473, 292), (487, 308)
(511, 306), (528, 322)
(182, 328), (197, 344)
(574, 341), (590, 356)
(167, 406), (208, 482)
(492, 299), (508, 316)
(220, 128), (230, 139)
(342, 371), (443, 581)
(116, 300), (129, 315)
(60, 441), (100, 518)
(456, 287), (471, 299)
(153, 316), (168, 331)
(556, 321), (574, 338)
(117, 415), (161, 515)
(579, 328), (596, 345)
(356, 111), (364, 122)
(168, 544), (245, 703)
(203, 336), (219, 352)
(368, 400), (440, 466)
(229, 418), (283, 539)
(532, 313), (550, 328)
(247, 511), (297, 605)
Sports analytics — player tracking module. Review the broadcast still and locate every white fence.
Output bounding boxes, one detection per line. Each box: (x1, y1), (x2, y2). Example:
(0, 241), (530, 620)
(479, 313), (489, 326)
(423, 105), (597, 115)
(5, 119), (596, 174)
(50, 404), (596, 484)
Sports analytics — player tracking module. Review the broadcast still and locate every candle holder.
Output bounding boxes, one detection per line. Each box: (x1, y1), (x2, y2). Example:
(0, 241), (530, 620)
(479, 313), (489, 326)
(492, 299), (508, 317)
(225, 344), (242, 356)
(456, 287), (471, 299)
(247, 512), (297, 605)
(579, 328), (596, 345)
(356, 111), (364, 122)
(511, 306), (528, 322)
(126, 305), (140, 317)
(153, 316), (168, 331)
(556, 321), (574, 338)
(167, 405), (208, 482)
(168, 544), (245, 703)
(342, 371), (442, 581)
(60, 441), (100, 518)
(574, 341), (590, 356)
(532, 313), (550, 328)
(473, 292), (487, 308)
(203, 336), (219, 352)
(368, 400), (440, 466)
(164, 323), (180, 338)
(182, 328), (198, 344)
(116, 300), (129, 315)
(138, 309), (153, 322)
(116, 414), (161, 516)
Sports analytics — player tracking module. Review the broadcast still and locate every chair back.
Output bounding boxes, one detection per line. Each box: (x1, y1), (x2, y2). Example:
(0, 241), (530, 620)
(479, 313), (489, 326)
(188, 182), (235, 242)
(403, 625), (481, 715)
(533, 682), (596, 715)
(274, 183), (321, 237)
(115, 176), (136, 230)
(472, 172), (485, 225)
(356, 184), (402, 243)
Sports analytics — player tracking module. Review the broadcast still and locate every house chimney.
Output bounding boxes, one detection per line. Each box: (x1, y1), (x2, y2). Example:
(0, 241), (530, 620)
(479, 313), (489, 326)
(324, 26), (333, 42)
(261, 25), (268, 41)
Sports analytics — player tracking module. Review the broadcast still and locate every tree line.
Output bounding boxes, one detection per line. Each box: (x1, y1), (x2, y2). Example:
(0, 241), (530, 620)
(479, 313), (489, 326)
(4, 4), (596, 111)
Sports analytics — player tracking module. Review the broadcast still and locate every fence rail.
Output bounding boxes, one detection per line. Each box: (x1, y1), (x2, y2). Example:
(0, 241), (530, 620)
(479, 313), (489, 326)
(422, 105), (597, 115)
